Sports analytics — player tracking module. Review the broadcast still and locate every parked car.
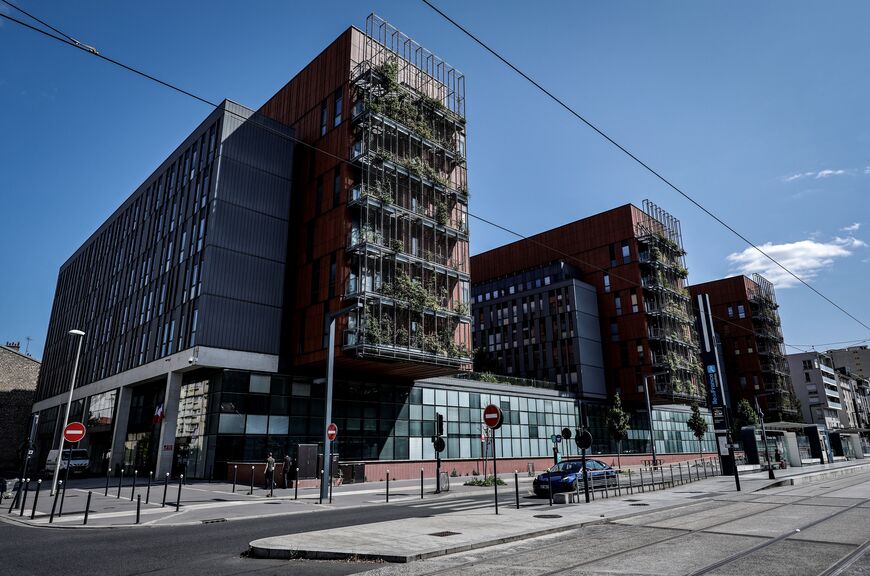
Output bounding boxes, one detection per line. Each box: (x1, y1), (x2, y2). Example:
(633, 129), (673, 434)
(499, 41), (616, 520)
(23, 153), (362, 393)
(45, 449), (91, 476)
(533, 459), (618, 496)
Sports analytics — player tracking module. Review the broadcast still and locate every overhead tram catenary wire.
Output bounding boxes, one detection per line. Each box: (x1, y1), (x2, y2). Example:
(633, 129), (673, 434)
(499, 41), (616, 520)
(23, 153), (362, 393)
(418, 0), (870, 336)
(0, 3), (829, 356)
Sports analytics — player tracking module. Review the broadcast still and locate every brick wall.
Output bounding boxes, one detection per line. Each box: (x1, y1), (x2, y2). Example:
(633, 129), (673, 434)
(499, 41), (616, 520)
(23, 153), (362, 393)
(0, 347), (40, 474)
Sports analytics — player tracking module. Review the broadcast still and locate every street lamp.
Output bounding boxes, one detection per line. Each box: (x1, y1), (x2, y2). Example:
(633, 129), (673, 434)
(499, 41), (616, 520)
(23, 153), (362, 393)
(754, 392), (775, 480)
(639, 375), (658, 468)
(319, 302), (363, 503)
(51, 329), (85, 496)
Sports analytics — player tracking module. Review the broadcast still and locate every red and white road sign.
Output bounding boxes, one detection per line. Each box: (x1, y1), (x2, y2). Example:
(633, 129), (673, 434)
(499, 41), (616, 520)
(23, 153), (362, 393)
(483, 404), (503, 430)
(63, 422), (86, 443)
(326, 423), (338, 441)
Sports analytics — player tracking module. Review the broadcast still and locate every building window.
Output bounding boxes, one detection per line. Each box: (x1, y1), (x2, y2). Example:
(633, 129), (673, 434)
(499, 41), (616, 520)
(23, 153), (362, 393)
(609, 244), (617, 267)
(311, 259), (321, 304)
(637, 344), (645, 362)
(315, 176), (323, 215)
(334, 87), (343, 127)
(630, 289), (638, 313)
(603, 273), (611, 293)
(615, 294), (622, 316)
(328, 253), (337, 298)
(610, 322), (619, 342)
(621, 240), (631, 263)
(805, 372), (811, 382)
(333, 167), (341, 208)
(737, 304), (746, 319)
(727, 304), (733, 318)
(320, 100), (328, 136)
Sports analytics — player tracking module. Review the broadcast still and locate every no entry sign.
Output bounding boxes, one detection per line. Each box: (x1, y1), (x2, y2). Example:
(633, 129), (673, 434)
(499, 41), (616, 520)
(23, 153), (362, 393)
(63, 422), (86, 443)
(482, 404), (503, 430)
(326, 422), (338, 441)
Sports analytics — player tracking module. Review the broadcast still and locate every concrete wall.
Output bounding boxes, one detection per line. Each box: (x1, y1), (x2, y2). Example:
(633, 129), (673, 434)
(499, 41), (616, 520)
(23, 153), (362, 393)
(0, 346), (40, 473)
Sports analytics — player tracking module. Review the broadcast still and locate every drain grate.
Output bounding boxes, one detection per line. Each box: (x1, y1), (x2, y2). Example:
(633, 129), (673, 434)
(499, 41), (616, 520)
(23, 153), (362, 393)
(625, 499), (640, 502)
(534, 514), (563, 519)
(429, 531), (460, 537)
(629, 503), (650, 506)
(201, 518), (227, 524)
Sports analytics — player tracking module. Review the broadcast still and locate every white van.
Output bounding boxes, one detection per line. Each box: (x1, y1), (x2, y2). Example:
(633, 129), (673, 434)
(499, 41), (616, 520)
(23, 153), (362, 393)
(45, 449), (90, 475)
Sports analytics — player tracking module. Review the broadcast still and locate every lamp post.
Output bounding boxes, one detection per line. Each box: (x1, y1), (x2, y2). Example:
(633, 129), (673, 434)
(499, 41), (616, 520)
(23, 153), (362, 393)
(51, 329), (85, 496)
(754, 393), (775, 480)
(319, 302), (363, 504)
(639, 375), (658, 468)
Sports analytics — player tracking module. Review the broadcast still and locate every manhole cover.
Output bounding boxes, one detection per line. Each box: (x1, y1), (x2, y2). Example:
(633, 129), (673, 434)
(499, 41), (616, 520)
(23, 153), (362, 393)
(429, 531), (460, 537)
(201, 518), (226, 524)
(534, 514), (563, 519)
(630, 503), (650, 506)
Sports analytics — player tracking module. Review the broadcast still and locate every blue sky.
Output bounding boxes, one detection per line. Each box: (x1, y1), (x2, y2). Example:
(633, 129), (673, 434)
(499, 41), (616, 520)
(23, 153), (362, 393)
(1, 1), (869, 359)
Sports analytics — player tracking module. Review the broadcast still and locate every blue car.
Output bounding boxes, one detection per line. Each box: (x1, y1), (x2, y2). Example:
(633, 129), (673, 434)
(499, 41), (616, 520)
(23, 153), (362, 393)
(533, 459), (617, 496)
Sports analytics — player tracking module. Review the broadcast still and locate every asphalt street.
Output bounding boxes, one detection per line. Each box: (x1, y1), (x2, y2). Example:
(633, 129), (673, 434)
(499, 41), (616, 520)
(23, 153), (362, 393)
(0, 489), (517, 576)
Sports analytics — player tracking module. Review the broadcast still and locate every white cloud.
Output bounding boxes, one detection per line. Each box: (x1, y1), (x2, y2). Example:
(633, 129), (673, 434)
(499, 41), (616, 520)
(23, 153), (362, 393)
(841, 222), (861, 232)
(727, 236), (865, 288)
(782, 168), (849, 182)
(864, 166), (870, 175)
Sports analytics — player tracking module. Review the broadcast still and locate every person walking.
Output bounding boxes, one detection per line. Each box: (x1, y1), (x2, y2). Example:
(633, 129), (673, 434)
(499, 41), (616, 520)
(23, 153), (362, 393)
(283, 453), (292, 489)
(265, 452), (275, 490)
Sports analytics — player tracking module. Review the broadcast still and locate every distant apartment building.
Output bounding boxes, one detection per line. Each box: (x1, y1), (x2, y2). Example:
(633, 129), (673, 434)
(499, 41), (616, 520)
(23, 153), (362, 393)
(471, 202), (714, 455)
(834, 368), (870, 430)
(787, 352), (846, 430)
(689, 274), (799, 423)
(829, 346), (870, 380)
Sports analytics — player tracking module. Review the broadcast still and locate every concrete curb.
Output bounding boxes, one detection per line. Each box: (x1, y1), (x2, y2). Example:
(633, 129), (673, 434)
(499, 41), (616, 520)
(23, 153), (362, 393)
(762, 461), (870, 489)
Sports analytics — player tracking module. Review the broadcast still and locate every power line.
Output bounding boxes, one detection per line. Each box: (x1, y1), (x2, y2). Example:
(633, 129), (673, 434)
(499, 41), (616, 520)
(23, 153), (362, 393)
(419, 0), (870, 336)
(0, 5), (817, 359)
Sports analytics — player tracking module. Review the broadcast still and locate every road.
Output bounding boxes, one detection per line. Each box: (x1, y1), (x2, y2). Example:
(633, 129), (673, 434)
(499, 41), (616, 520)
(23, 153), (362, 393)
(1, 472), (868, 576)
(0, 489), (512, 576)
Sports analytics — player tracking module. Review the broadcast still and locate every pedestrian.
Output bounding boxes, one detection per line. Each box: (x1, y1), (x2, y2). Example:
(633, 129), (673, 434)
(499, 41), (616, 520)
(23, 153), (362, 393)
(283, 453), (292, 489)
(265, 452), (275, 490)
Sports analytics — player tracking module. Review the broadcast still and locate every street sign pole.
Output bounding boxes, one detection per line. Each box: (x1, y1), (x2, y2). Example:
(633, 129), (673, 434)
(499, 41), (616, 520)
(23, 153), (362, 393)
(492, 426), (498, 515)
(483, 404), (503, 515)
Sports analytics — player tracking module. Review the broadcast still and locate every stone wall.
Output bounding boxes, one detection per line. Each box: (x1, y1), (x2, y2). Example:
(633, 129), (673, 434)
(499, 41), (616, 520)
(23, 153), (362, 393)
(0, 346), (40, 474)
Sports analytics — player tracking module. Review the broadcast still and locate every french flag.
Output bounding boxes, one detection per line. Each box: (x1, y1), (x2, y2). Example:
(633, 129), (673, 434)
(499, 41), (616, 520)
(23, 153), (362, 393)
(153, 402), (165, 424)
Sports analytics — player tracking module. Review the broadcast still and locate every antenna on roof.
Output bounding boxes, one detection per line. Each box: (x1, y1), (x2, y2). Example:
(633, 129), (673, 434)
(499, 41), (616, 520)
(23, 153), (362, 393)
(25, 336), (32, 356)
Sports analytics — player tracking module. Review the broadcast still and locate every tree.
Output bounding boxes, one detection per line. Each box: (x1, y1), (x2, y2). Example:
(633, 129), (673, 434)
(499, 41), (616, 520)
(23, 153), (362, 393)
(607, 393), (631, 470)
(687, 402), (709, 458)
(733, 398), (759, 435)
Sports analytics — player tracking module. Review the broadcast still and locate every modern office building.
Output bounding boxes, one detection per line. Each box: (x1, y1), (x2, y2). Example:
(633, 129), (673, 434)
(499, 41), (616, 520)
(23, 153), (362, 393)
(471, 202), (715, 455)
(471, 201), (705, 407)
(33, 16), (602, 480)
(688, 274), (799, 423)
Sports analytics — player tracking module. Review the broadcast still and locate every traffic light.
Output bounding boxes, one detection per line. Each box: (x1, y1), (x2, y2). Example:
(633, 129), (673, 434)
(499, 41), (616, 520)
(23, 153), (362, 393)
(436, 413), (444, 437)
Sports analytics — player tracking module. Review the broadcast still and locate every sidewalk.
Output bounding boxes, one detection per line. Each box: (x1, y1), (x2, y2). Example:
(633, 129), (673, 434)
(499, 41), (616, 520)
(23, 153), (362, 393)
(248, 459), (870, 562)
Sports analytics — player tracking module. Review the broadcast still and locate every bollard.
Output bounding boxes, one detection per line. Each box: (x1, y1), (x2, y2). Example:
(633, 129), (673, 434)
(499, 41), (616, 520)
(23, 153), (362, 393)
(639, 469), (645, 493)
(30, 479), (42, 520)
(515, 470), (520, 509)
(271, 477), (275, 499)
(175, 475), (183, 512)
(319, 469), (324, 505)
(385, 470), (390, 503)
(118, 468), (124, 498)
(670, 464), (674, 487)
(660, 466), (666, 489)
(628, 469), (633, 495)
(105, 467), (112, 497)
(49, 481), (62, 523)
(696, 460), (701, 481)
(576, 472), (582, 502)
(328, 471), (332, 504)
(131, 469), (138, 501)
(136, 495), (141, 524)
(146, 472), (153, 504)
(83, 491), (92, 525)
(162, 473), (169, 507)
(19, 478), (30, 517)
(421, 468), (424, 499)
(547, 472), (553, 507)
(59, 477), (67, 517)
(250, 466), (254, 496)
(232, 465), (237, 493)
(590, 475), (595, 501)
(294, 468), (299, 500)
(679, 462), (684, 484)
